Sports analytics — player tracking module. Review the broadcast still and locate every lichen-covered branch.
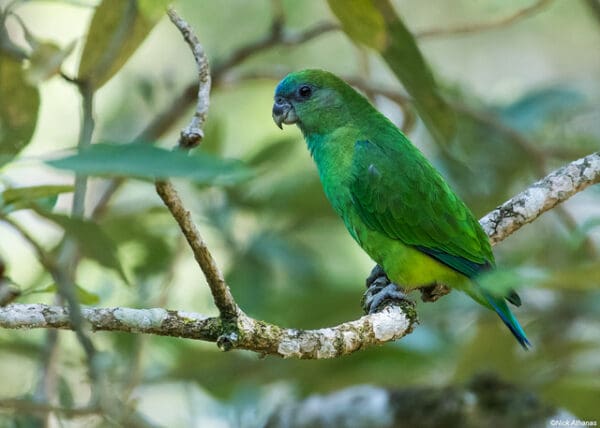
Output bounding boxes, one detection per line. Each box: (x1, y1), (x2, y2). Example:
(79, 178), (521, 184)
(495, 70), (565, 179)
(0, 303), (415, 359)
(480, 151), (600, 245)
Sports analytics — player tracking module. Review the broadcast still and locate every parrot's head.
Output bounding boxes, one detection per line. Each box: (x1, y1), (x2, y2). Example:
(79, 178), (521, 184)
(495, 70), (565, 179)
(272, 69), (355, 135)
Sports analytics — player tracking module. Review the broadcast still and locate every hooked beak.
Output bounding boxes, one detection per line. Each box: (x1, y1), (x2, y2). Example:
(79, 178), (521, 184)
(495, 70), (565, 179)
(272, 96), (298, 129)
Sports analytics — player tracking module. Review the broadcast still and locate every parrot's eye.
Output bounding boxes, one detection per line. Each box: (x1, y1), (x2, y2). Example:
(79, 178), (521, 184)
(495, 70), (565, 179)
(297, 85), (312, 99)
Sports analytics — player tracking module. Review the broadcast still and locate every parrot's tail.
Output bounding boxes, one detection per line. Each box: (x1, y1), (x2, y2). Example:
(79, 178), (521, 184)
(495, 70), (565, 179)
(482, 290), (531, 350)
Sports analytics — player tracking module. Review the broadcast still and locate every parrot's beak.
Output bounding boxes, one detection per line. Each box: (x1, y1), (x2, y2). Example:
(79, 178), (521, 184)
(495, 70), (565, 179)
(272, 96), (298, 129)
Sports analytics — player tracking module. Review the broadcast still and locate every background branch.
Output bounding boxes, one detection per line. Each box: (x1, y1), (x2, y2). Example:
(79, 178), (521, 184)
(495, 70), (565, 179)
(416, 0), (554, 39)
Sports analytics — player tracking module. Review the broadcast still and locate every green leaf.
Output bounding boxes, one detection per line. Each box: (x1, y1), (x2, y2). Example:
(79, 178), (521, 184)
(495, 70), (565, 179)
(0, 54), (40, 166)
(47, 143), (249, 184)
(35, 211), (128, 284)
(0, 185), (74, 213)
(326, 0), (386, 49)
(78, 0), (169, 89)
(327, 0), (455, 146)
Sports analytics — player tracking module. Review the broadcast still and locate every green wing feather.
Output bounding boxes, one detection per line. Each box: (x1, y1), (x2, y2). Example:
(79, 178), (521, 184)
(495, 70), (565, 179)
(349, 138), (494, 278)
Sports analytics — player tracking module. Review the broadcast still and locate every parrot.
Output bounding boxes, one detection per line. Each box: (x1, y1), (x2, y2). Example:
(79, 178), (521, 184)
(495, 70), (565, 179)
(271, 69), (530, 349)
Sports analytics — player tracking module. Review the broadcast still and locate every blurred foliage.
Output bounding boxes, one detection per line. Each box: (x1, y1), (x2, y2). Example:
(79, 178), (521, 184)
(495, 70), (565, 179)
(328, 0), (456, 146)
(78, 0), (170, 90)
(0, 0), (599, 426)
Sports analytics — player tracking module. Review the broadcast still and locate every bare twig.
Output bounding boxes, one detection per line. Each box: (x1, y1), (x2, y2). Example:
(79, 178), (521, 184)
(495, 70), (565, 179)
(166, 7), (210, 148)
(212, 21), (338, 77)
(155, 180), (238, 318)
(155, 8), (238, 319)
(416, 0), (554, 39)
(53, 80), (99, 388)
(0, 215), (57, 273)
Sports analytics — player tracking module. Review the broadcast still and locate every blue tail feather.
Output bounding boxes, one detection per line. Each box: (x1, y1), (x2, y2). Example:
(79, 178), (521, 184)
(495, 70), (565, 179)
(482, 290), (531, 350)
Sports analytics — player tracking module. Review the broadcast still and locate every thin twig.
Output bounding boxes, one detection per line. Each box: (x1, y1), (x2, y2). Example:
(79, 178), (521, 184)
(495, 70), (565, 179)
(156, 8), (237, 319)
(154, 181), (238, 318)
(166, 7), (211, 148)
(211, 21), (338, 77)
(53, 80), (99, 388)
(416, 0), (554, 39)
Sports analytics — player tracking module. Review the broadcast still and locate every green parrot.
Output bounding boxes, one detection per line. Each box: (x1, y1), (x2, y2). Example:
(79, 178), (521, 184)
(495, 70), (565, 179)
(272, 69), (530, 349)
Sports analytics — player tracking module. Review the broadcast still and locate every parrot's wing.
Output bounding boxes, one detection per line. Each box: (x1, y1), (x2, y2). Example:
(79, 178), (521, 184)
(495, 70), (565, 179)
(349, 139), (493, 278)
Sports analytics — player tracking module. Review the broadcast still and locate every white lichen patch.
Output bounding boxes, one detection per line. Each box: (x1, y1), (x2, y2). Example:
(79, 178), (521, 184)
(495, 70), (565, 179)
(177, 311), (209, 322)
(371, 307), (408, 341)
(514, 187), (547, 218)
(582, 155), (600, 180)
(298, 335), (318, 353)
(278, 338), (301, 358)
(0, 304), (46, 328)
(342, 330), (361, 352)
(315, 329), (336, 359)
(113, 308), (167, 332)
(550, 174), (574, 195)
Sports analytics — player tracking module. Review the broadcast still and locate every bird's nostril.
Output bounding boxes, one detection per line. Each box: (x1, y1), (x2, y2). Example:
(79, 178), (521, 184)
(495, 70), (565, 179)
(275, 96), (285, 105)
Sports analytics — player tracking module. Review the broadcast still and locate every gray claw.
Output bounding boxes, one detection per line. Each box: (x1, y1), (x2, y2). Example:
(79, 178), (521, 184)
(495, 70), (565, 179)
(365, 264), (389, 288)
(363, 283), (411, 314)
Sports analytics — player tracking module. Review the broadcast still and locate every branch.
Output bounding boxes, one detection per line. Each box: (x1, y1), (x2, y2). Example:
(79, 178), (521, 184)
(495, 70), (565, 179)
(154, 180), (238, 319)
(154, 8), (237, 319)
(0, 303), (415, 359)
(266, 374), (568, 427)
(1, 153), (598, 358)
(166, 7), (210, 149)
(416, 0), (553, 39)
(480, 151), (600, 245)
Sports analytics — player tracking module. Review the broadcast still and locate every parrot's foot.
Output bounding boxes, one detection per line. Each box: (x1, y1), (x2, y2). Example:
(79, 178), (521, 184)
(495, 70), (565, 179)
(362, 283), (412, 315)
(419, 283), (451, 303)
(365, 264), (390, 289)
